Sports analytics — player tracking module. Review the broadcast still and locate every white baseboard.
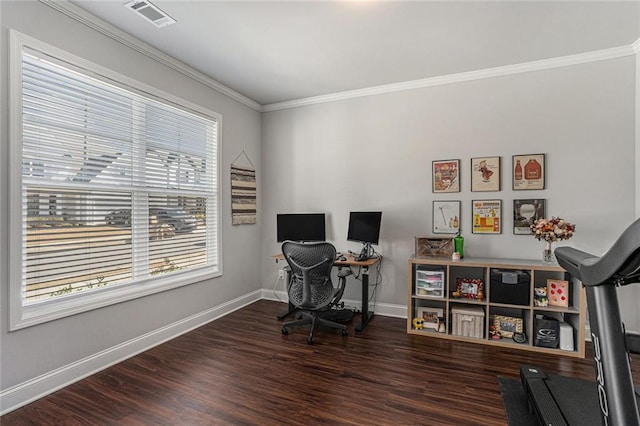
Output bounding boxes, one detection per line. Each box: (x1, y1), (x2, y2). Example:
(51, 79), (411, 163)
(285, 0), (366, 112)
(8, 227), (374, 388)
(0, 290), (262, 415)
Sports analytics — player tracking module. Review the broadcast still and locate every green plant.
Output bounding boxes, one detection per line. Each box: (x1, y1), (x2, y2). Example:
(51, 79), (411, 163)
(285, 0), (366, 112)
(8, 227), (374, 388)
(151, 257), (184, 275)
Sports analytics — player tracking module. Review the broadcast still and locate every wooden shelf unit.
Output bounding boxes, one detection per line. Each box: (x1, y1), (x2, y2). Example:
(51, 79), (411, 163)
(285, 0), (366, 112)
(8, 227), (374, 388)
(407, 256), (586, 358)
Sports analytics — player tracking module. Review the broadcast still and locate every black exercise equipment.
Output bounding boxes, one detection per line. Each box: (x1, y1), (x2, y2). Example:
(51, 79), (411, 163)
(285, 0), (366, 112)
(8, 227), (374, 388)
(520, 218), (640, 426)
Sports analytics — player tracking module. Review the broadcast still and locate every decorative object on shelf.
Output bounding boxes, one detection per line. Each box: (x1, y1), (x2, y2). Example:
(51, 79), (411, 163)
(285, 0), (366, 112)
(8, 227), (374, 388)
(455, 278), (484, 299)
(493, 315), (524, 338)
(417, 307), (444, 330)
(513, 199), (546, 235)
(512, 153), (545, 190)
(432, 159), (460, 193)
(531, 217), (575, 264)
(472, 199), (502, 234)
(471, 156), (501, 192)
(453, 232), (464, 258)
(432, 201), (461, 234)
(547, 279), (569, 307)
(451, 252), (461, 260)
(489, 325), (500, 340)
(437, 317), (446, 333)
(415, 236), (454, 257)
(512, 332), (527, 344)
(534, 286), (549, 307)
(412, 317), (424, 330)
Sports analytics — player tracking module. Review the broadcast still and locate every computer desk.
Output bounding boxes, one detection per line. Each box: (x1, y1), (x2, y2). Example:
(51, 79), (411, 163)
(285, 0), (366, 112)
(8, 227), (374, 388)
(273, 254), (381, 332)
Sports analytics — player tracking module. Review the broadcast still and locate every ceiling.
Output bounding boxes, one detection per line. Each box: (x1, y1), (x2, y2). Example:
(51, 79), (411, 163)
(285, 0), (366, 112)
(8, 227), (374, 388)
(69, 1), (640, 107)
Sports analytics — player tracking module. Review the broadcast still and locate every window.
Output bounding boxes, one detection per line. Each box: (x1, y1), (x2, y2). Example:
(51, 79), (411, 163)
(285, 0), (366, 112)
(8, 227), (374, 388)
(9, 31), (221, 330)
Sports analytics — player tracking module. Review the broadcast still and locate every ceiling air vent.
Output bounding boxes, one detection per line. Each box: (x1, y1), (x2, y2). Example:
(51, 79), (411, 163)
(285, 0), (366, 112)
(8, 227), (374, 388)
(124, 1), (176, 28)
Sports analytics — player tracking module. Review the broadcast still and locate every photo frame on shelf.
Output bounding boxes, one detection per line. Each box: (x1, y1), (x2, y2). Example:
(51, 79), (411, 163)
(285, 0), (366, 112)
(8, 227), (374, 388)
(547, 279), (569, 307)
(432, 159), (460, 193)
(513, 199), (546, 235)
(454, 278), (484, 299)
(513, 154), (545, 190)
(472, 199), (502, 234)
(493, 315), (524, 338)
(432, 200), (461, 234)
(417, 307), (444, 330)
(471, 156), (500, 192)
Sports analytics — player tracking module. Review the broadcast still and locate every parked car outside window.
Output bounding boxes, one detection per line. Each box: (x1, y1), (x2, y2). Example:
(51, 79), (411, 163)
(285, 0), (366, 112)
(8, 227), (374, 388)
(105, 208), (197, 233)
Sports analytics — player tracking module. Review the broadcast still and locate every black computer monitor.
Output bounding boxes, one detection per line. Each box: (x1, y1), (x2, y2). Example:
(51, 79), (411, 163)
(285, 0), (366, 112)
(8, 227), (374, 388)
(276, 213), (326, 243)
(347, 211), (382, 245)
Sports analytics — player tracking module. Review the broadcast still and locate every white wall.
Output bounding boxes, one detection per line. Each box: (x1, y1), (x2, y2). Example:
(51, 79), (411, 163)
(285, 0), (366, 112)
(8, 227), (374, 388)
(261, 56), (638, 323)
(0, 0), (262, 399)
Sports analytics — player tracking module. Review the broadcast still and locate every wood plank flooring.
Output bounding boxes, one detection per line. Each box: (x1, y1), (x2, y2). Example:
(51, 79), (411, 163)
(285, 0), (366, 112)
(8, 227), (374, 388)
(3, 299), (639, 425)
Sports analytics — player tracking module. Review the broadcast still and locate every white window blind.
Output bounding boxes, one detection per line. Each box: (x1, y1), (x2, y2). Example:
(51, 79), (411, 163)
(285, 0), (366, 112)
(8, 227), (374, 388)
(15, 43), (219, 315)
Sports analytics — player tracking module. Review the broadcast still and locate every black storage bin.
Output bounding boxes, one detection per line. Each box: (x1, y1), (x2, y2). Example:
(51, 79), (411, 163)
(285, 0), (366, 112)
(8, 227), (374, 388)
(534, 317), (560, 348)
(489, 269), (530, 305)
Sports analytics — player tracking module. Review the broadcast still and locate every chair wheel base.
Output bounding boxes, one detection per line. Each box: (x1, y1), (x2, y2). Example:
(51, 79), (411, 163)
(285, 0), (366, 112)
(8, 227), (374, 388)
(307, 336), (314, 344)
(281, 327), (288, 335)
(341, 329), (348, 336)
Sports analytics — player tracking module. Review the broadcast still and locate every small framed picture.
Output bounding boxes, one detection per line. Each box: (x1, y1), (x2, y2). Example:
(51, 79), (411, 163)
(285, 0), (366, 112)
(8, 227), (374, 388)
(472, 199), (502, 234)
(417, 307), (444, 330)
(471, 156), (500, 192)
(547, 279), (569, 307)
(432, 201), (461, 234)
(433, 159), (460, 193)
(513, 199), (546, 235)
(455, 278), (484, 299)
(493, 315), (524, 338)
(513, 154), (545, 190)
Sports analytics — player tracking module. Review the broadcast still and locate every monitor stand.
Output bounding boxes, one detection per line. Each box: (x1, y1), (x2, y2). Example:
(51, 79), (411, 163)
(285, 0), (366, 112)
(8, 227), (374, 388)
(356, 243), (373, 261)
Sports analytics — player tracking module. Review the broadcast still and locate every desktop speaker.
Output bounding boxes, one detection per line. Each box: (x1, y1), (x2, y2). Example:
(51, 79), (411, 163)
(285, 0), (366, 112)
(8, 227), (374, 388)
(558, 322), (574, 352)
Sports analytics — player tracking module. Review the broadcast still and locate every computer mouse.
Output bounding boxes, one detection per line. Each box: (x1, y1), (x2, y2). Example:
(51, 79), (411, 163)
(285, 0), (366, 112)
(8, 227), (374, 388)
(338, 256), (347, 261)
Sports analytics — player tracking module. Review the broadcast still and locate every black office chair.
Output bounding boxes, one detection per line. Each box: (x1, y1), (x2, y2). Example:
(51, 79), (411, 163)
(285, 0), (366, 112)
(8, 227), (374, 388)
(280, 241), (352, 344)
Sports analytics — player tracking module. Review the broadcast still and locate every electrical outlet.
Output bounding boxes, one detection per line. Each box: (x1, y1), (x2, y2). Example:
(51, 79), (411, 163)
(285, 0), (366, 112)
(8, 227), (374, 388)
(278, 269), (285, 279)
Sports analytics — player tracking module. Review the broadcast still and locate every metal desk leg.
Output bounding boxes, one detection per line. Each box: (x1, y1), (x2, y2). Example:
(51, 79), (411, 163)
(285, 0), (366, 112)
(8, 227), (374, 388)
(355, 266), (373, 332)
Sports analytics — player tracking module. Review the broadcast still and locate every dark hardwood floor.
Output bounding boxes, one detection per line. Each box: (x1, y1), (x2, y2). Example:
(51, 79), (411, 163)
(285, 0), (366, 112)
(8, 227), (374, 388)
(3, 299), (639, 425)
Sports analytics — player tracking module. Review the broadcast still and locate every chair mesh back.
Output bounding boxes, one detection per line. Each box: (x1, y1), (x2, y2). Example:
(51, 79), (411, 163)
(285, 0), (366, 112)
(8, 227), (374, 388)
(282, 241), (336, 309)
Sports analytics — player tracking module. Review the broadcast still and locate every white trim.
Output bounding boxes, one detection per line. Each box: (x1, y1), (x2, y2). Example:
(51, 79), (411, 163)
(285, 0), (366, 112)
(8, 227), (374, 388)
(9, 30), (223, 330)
(0, 290), (263, 415)
(263, 44), (636, 112)
(38, 0), (262, 112)
(632, 37), (640, 55)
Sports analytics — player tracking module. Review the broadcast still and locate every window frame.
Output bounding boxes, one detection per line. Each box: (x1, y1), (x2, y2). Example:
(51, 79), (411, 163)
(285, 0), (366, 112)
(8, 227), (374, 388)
(9, 30), (223, 331)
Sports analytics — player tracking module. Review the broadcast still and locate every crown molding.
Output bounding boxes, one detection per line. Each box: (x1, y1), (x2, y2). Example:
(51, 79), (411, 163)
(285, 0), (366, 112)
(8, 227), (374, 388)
(263, 44), (636, 112)
(39, 0), (263, 112)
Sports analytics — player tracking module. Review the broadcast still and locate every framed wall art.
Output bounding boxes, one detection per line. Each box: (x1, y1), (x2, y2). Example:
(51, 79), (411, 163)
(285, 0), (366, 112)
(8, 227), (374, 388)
(432, 159), (460, 193)
(472, 199), (502, 234)
(432, 200), (461, 234)
(513, 154), (545, 190)
(471, 156), (500, 192)
(513, 199), (546, 235)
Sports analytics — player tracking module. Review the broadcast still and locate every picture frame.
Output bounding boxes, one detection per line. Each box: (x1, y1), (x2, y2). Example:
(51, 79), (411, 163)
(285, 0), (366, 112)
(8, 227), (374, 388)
(455, 278), (483, 299)
(513, 199), (546, 235)
(432, 159), (460, 193)
(471, 156), (500, 192)
(432, 200), (461, 234)
(547, 279), (569, 307)
(417, 307), (444, 330)
(493, 315), (524, 338)
(513, 154), (545, 190)
(472, 199), (502, 234)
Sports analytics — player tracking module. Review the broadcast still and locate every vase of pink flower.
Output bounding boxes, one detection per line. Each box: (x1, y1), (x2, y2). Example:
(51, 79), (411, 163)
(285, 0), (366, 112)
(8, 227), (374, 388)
(530, 217), (576, 264)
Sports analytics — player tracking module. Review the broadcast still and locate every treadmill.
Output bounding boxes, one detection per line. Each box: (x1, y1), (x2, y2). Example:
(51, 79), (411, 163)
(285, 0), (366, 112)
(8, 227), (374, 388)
(520, 218), (640, 426)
